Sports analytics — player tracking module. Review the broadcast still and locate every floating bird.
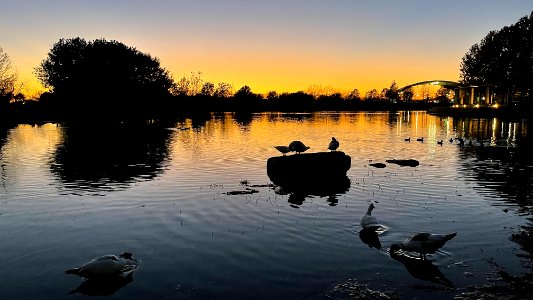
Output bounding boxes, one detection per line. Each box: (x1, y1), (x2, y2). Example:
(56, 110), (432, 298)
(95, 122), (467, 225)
(288, 141), (310, 154)
(328, 137), (339, 151)
(65, 252), (139, 278)
(449, 138), (453, 143)
(437, 140), (443, 145)
(274, 145), (291, 156)
(360, 202), (380, 230)
(390, 232), (457, 259)
(404, 137), (411, 142)
(416, 137), (424, 142)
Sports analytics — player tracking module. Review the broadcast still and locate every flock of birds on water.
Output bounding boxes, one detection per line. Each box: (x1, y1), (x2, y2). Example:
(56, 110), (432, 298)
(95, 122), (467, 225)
(64, 136), (460, 293)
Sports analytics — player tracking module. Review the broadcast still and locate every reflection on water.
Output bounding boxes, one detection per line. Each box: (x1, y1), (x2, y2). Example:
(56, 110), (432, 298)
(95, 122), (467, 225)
(0, 112), (531, 299)
(390, 251), (454, 288)
(50, 122), (173, 194)
(68, 273), (134, 296)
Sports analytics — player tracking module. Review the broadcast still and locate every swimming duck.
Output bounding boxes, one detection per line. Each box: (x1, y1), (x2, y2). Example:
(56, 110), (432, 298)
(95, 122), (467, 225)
(328, 137), (339, 151)
(390, 232), (457, 259)
(404, 137), (411, 142)
(288, 141), (310, 154)
(437, 140), (443, 145)
(416, 137), (424, 142)
(360, 203), (380, 230)
(65, 252), (138, 278)
(274, 145), (291, 156)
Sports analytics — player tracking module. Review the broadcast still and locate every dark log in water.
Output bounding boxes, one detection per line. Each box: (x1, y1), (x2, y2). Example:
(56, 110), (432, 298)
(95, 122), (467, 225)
(385, 159), (419, 167)
(267, 151), (351, 195)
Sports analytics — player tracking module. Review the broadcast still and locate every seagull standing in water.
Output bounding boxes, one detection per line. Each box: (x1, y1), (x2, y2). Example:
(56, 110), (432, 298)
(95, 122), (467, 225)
(65, 252), (139, 278)
(328, 137), (340, 151)
(274, 145), (291, 156)
(390, 232), (457, 259)
(288, 141), (310, 154)
(360, 202), (381, 230)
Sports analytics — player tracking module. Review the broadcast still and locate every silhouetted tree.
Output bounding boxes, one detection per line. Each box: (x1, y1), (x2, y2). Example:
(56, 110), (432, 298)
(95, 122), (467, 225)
(401, 87), (414, 102)
(460, 11), (533, 103)
(346, 88), (361, 101)
(200, 82), (215, 97)
(35, 38), (174, 119)
(233, 85), (264, 111)
(365, 89), (379, 100)
(0, 46), (16, 111)
(214, 82), (233, 98)
(385, 81), (400, 101)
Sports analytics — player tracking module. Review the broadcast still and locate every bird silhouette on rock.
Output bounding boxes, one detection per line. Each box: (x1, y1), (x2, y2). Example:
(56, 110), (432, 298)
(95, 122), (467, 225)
(288, 141), (310, 154)
(328, 137), (339, 151)
(274, 145), (291, 156)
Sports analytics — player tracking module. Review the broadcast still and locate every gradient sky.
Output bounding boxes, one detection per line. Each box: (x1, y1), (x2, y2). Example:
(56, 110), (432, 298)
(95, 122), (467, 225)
(1, 0), (532, 96)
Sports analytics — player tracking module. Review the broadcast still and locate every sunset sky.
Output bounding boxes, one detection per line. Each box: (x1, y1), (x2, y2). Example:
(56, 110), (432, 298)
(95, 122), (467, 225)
(1, 0), (532, 96)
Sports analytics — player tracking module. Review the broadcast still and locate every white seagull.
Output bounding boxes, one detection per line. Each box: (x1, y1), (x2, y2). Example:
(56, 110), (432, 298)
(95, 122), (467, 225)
(360, 202), (380, 230)
(274, 145), (291, 156)
(65, 252), (139, 278)
(390, 232), (457, 259)
(288, 141), (310, 154)
(328, 137), (339, 151)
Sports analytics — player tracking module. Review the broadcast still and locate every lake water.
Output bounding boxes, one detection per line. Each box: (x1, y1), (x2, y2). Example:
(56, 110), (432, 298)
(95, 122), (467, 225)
(0, 111), (531, 299)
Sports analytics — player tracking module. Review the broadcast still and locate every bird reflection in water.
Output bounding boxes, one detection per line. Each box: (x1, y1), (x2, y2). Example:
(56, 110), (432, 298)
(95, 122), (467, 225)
(359, 228), (382, 249)
(389, 250), (454, 288)
(68, 273), (134, 296)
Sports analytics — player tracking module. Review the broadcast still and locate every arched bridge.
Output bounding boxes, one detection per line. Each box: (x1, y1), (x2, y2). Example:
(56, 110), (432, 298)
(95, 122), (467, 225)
(398, 80), (461, 92)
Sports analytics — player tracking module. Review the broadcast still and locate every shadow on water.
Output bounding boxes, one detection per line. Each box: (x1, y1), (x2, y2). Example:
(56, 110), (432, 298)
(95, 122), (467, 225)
(68, 273), (134, 296)
(359, 228), (382, 250)
(50, 121), (172, 194)
(390, 251), (454, 288)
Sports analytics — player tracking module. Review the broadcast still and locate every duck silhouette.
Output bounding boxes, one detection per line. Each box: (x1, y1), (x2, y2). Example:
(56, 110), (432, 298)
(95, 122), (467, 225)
(274, 145), (291, 156)
(416, 137), (424, 142)
(65, 252), (139, 278)
(288, 141), (310, 154)
(328, 137), (339, 151)
(360, 203), (381, 230)
(390, 232), (457, 259)
(404, 137), (410, 142)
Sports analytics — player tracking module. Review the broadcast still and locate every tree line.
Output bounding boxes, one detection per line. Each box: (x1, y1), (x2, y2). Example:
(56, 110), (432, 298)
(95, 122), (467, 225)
(460, 11), (533, 104)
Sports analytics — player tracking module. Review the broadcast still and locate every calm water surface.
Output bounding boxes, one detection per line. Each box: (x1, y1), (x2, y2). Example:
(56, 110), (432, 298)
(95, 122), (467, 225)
(0, 112), (531, 299)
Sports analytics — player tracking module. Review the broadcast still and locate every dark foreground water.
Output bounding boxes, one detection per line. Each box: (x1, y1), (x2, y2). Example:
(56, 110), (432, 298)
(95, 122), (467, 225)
(0, 112), (531, 299)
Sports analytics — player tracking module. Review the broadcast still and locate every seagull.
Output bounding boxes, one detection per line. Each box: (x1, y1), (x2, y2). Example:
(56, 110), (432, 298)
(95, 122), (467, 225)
(390, 232), (457, 259)
(328, 137), (339, 151)
(360, 202), (380, 230)
(274, 145), (291, 156)
(288, 141), (310, 154)
(65, 252), (139, 278)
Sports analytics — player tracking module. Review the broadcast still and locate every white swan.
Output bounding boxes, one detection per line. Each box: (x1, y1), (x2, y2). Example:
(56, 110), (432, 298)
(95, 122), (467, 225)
(288, 141), (310, 154)
(65, 252), (138, 278)
(360, 203), (380, 230)
(390, 232), (457, 259)
(328, 137), (339, 151)
(274, 145), (291, 156)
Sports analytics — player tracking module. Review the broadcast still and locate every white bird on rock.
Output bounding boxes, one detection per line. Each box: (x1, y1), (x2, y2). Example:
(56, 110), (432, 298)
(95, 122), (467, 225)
(288, 141), (310, 154)
(274, 145), (291, 156)
(390, 232), (457, 259)
(360, 202), (381, 230)
(328, 137), (339, 151)
(65, 252), (139, 278)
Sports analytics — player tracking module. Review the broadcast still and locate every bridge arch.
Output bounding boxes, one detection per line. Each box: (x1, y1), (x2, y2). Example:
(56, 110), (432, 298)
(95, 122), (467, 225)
(398, 80), (461, 92)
